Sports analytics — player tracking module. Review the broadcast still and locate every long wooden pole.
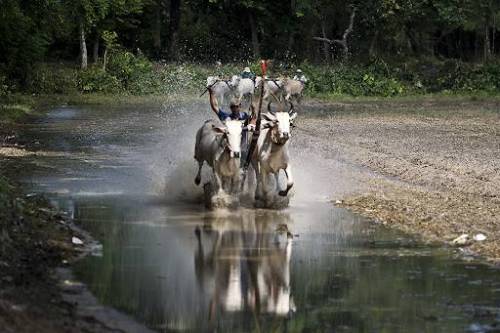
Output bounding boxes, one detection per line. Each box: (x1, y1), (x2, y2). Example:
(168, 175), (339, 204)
(241, 60), (267, 191)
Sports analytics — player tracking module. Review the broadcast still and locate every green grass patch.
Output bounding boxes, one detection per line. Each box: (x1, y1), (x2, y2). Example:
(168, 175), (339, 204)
(0, 103), (33, 123)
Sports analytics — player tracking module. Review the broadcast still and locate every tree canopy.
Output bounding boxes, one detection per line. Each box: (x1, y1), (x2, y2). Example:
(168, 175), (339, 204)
(1, 0), (499, 85)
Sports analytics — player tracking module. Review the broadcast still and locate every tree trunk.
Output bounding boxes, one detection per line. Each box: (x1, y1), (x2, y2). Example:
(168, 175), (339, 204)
(168, 0), (181, 60)
(93, 33), (99, 64)
(320, 22), (330, 63)
(79, 22), (88, 70)
(492, 14), (496, 55)
(153, 1), (162, 58)
(286, 0), (296, 59)
(369, 30), (378, 58)
(248, 11), (260, 59)
(484, 23), (492, 60)
(286, 32), (295, 59)
(474, 31), (480, 59)
(102, 47), (108, 71)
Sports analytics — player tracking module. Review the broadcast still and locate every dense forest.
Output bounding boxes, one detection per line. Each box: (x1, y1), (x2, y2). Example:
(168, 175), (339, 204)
(1, 0), (500, 95)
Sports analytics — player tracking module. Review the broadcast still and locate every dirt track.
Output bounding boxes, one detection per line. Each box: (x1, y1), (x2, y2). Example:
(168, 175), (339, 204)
(299, 99), (500, 261)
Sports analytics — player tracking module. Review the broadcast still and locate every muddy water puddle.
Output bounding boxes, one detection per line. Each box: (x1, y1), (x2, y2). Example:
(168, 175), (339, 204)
(10, 104), (500, 332)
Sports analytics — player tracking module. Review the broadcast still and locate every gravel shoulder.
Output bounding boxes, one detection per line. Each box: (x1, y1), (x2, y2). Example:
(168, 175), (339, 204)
(299, 98), (500, 261)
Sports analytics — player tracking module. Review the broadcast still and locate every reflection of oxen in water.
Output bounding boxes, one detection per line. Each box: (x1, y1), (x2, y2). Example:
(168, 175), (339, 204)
(194, 210), (295, 323)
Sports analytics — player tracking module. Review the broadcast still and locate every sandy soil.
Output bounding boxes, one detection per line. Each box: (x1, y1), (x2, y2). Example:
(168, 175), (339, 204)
(298, 99), (500, 261)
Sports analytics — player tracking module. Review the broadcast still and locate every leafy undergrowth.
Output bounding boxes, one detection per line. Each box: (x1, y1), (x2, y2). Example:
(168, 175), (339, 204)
(0, 103), (32, 123)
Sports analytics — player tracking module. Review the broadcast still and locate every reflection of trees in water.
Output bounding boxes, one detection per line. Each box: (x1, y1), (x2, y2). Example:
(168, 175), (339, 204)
(195, 209), (296, 325)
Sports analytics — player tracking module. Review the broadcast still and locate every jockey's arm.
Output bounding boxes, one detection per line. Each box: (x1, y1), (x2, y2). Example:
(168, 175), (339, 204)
(208, 88), (219, 115)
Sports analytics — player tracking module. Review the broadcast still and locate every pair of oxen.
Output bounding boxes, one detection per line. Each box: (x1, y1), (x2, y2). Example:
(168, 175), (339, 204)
(206, 75), (305, 106)
(194, 98), (296, 205)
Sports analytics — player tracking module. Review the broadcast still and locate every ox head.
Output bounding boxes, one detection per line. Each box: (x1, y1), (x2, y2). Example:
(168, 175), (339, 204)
(207, 76), (219, 87)
(263, 101), (296, 145)
(213, 119), (244, 158)
(230, 75), (241, 88)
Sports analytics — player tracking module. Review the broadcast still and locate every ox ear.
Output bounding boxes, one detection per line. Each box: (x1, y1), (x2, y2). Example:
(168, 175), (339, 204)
(290, 112), (297, 121)
(212, 126), (227, 135)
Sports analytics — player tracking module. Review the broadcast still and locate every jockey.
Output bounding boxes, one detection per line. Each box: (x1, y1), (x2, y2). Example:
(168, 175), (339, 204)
(208, 88), (255, 162)
(241, 66), (256, 80)
(208, 87), (249, 122)
(293, 69), (308, 84)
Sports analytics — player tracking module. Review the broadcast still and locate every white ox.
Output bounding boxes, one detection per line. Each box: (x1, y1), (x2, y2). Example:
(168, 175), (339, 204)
(206, 76), (234, 106)
(263, 78), (305, 104)
(252, 104), (296, 201)
(263, 78), (284, 101)
(283, 78), (305, 103)
(194, 119), (244, 194)
(230, 75), (263, 102)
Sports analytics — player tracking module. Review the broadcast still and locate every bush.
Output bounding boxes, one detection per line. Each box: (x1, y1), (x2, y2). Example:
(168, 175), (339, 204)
(299, 62), (407, 97)
(0, 74), (12, 97)
(76, 67), (122, 93)
(28, 63), (78, 94)
(5, 56), (500, 97)
(106, 51), (157, 92)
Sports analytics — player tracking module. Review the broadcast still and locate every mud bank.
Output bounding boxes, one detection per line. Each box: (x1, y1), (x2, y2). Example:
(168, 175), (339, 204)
(0, 175), (152, 332)
(0, 134), (152, 332)
(299, 98), (500, 262)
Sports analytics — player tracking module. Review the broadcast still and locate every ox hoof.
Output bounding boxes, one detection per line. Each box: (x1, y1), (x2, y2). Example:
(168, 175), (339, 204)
(194, 176), (201, 186)
(278, 190), (288, 197)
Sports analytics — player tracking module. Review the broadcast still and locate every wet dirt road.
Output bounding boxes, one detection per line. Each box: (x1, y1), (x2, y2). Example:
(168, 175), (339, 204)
(7, 101), (500, 332)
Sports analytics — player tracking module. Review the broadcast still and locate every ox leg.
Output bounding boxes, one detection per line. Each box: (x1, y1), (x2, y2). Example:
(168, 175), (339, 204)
(260, 171), (272, 200)
(195, 161), (203, 186)
(221, 176), (230, 194)
(279, 165), (294, 197)
(231, 174), (240, 194)
(297, 94), (303, 105)
(254, 163), (264, 201)
(274, 172), (281, 192)
(212, 166), (223, 195)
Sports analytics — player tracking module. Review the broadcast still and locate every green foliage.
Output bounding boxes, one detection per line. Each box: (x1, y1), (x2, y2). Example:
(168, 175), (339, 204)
(107, 51), (153, 89)
(403, 59), (500, 93)
(0, 0), (54, 84)
(77, 67), (122, 93)
(299, 59), (500, 97)
(102, 30), (119, 50)
(28, 63), (78, 94)
(3, 56), (500, 97)
(300, 63), (407, 97)
(0, 75), (13, 97)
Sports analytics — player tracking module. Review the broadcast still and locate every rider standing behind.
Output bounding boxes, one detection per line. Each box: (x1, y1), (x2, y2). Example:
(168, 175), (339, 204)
(207, 87), (255, 162)
(208, 87), (250, 122)
(293, 69), (308, 83)
(241, 66), (256, 80)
